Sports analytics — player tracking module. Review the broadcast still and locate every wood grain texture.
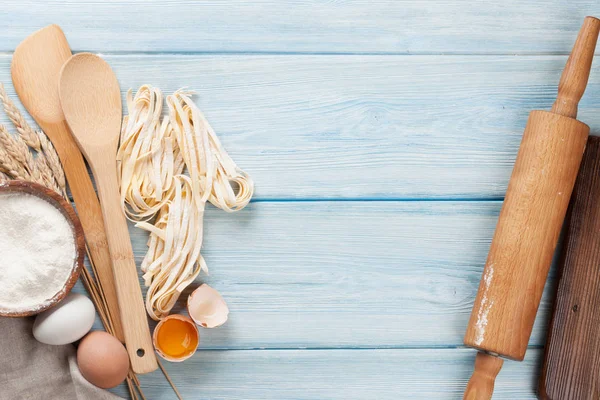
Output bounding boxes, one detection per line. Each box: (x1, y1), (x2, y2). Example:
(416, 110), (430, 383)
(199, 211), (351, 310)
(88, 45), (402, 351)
(540, 137), (600, 400)
(70, 201), (556, 349)
(1, 55), (600, 200)
(1, 1), (599, 54)
(106, 348), (544, 399)
(2, 6), (588, 396)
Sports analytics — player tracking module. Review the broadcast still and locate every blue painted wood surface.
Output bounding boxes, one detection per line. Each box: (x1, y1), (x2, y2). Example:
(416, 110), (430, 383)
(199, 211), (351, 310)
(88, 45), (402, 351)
(3, 1), (600, 399)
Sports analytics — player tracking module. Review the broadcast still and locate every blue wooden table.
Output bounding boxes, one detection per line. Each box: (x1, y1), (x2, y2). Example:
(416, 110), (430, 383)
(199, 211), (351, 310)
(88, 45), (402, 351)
(3, 1), (600, 399)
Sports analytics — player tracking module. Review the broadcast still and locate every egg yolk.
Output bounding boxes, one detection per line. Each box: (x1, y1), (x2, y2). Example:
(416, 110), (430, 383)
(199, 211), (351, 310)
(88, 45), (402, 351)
(156, 318), (198, 359)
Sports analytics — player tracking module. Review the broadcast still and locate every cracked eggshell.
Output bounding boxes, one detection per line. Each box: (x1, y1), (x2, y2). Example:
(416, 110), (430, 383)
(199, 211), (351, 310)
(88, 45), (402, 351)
(187, 284), (229, 328)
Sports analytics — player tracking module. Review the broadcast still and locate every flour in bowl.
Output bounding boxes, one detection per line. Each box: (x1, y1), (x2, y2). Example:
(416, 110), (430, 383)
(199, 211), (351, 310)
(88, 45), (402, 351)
(0, 192), (77, 313)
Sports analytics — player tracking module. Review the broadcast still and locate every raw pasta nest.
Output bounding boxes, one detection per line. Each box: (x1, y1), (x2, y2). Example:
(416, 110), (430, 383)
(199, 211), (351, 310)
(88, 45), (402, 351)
(118, 85), (253, 320)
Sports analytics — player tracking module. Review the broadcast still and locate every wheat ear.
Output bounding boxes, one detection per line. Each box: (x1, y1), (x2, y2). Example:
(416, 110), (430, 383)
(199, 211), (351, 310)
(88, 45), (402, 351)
(0, 85), (66, 195)
(0, 83), (41, 150)
(34, 151), (62, 193)
(0, 124), (62, 193)
(0, 127), (55, 192)
(0, 125), (33, 173)
(37, 131), (66, 194)
(0, 143), (28, 180)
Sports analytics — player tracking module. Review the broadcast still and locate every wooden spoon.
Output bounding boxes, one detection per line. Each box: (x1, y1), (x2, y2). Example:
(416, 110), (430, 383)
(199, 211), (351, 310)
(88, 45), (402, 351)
(11, 25), (124, 341)
(59, 53), (157, 374)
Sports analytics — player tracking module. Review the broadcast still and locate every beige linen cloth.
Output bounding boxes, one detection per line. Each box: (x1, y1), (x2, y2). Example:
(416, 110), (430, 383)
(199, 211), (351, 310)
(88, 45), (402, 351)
(0, 317), (121, 400)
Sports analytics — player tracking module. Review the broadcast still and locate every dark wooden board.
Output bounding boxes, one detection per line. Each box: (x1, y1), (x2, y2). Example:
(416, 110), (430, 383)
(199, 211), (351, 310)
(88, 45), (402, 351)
(540, 136), (600, 400)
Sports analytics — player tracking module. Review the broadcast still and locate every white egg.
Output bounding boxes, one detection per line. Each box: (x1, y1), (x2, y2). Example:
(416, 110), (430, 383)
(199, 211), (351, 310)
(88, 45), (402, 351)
(33, 293), (96, 345)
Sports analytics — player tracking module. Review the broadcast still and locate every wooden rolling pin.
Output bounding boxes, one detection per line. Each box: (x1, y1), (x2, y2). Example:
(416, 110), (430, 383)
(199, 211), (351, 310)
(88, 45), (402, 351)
(462, 16), (600, 400)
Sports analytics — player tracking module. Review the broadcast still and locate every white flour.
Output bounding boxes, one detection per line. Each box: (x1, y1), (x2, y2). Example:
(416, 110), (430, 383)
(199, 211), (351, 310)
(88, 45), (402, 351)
(0, 192), (76, 313)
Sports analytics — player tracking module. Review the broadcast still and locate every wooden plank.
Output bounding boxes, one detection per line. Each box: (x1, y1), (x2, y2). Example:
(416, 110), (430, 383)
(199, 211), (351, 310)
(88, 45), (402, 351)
(74, 201), (556, 349)
(540, 137), (600, 400)
(108, 348), (543, 399)
(1, 54), (599, 199)
(2, 1), (600, 54)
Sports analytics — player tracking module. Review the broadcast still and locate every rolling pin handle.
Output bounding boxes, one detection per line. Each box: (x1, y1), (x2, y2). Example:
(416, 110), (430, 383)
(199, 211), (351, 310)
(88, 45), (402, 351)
(551, 16), (600, 119)
(463, 352), (504, 400)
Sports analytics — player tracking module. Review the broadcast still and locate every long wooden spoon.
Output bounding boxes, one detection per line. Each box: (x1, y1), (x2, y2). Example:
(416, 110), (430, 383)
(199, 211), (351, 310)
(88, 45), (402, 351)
(59, 53), (157, 374)
(11, 25), (125, 341)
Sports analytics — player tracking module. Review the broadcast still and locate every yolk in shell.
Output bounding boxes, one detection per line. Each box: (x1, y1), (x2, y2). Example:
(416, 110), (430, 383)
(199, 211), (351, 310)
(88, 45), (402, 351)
(155, 317), (198, 359)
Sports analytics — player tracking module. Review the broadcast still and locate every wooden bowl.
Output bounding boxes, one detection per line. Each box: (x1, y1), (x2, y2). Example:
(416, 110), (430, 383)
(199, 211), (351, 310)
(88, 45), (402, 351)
(0, 180), (85, 317)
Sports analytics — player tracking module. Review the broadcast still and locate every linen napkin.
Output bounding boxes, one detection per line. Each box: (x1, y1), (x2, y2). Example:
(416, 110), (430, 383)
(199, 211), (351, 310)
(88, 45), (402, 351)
(0, 317), (121, 400)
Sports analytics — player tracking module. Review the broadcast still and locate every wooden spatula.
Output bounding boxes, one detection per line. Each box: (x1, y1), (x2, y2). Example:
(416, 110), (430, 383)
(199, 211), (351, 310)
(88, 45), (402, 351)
(59, 53), (157, 374)
(11, 25), (125, 341)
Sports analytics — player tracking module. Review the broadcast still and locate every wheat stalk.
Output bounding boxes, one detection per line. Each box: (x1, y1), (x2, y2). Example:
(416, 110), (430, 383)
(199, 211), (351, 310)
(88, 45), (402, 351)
(0, 138), (29, 180)
(37, 130), (66, 194)
(0, 125), (32, 173)
(36, 152), (62, 193)
(0, 83), (40, 150)
(0, 86), (66, 195)
(0, 135), (63, 194)
(0, 125), (63, 194)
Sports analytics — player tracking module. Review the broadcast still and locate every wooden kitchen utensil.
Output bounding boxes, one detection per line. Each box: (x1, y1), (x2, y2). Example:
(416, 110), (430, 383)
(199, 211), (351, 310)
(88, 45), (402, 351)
(59, 52), (157, 374)
(462, 16), (600, 399)
(11, 25), (125, 342)
(539, 136), (600, 400)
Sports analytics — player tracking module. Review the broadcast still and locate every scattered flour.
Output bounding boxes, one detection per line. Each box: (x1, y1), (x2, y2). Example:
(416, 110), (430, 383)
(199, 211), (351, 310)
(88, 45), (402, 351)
(0, 192), (76, 313)
(474, 264), (495, 346)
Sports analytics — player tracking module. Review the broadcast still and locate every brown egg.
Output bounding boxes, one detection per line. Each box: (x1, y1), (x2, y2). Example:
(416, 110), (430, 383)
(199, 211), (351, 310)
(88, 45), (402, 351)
(77, 331), (129, 389)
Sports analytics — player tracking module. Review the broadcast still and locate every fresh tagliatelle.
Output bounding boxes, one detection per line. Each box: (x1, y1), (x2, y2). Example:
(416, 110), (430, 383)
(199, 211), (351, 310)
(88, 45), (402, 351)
(139, 175), (205, 320)
(118, 85), (185, 220)
(117, 85), (253, 320)
(167, 90), (254, 211)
